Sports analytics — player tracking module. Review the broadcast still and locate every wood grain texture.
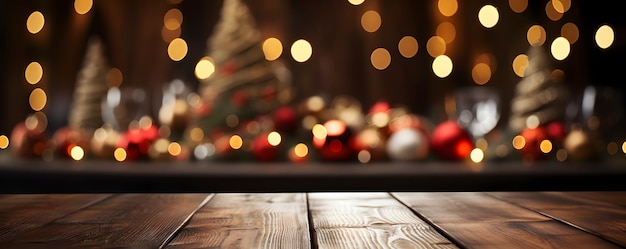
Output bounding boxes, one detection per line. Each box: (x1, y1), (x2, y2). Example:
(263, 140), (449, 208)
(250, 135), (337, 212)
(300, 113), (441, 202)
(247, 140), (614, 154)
(165, 193), (310, 249)
(488, 192), (626, 247)
(393, 192), (621, 249)
(0, 194), (211, 248)
(564, 192), (626, 207)
(308, 192), (457, 249)
(0, 194), (111, 242)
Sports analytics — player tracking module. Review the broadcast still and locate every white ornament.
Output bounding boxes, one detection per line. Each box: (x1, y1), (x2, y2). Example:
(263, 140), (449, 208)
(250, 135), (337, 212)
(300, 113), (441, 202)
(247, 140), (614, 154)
(386, 128), (428, 161)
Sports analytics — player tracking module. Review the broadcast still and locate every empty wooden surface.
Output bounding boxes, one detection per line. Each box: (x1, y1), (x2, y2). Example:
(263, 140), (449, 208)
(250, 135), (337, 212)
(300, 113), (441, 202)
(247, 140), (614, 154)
(166, 193), (310, 249)
(0, 192), (625, 248)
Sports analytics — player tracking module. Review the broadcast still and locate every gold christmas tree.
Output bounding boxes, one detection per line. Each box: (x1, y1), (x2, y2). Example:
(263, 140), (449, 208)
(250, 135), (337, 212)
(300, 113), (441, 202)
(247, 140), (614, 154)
(69, 36), (110, 133)
(509, 45), (569, 132)
(194, 0), (290, 134)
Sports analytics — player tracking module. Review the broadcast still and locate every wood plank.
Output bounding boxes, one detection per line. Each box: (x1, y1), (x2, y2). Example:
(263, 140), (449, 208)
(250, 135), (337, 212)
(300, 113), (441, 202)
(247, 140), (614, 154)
(308, 192), (457, 249)
(564, 192), (626, 207)
(393, 192), (621, 249)
(0, 194), (211, 248)
(165, 193), (310, 249)
(488, 192), (626, 247)
(0, 194), (111, 242)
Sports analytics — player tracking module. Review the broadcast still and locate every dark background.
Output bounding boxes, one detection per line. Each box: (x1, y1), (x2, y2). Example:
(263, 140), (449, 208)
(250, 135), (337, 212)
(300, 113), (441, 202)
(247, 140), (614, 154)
(1, 0), (624, 135)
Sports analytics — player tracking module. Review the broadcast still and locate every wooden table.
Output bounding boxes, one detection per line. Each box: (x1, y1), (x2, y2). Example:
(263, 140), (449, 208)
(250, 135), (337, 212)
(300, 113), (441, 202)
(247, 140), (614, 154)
(1, 159), (625, 248)
(0, 192), (625, 248)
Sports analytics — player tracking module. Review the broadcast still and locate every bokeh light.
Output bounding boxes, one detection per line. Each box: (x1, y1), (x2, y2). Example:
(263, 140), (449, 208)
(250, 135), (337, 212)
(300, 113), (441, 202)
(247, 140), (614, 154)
(262, 37), (283, 61)
(561, 23), (579, 44)
(25, 62), (43, 85)
(551, 0), (571, 14)
(527, 25), (546, 46)
(436, 22), (456, 44)
(551, 37), (570, 61)
(426, 36), (446, 57)
(106, 68), (123, 87)
(312, 124), (327, 139)
(472, 63), (491, 85)
(168, 38), (188, 61)
(164, 8), (183, 31)
(595, 25), (615, 49)
(371, 48), (391, 70)
(114, 148), (127, 162)
(0, 135), (9, 149)
(478, 5), (499, 28)
(294, 143), (309, 157)
(438, 0), (458, 17)
(398, 36), (418, 58)
(70, 145), (85, 161)
(26, 11), (45, 34)
(540, 140), (553, 153)
(195, 57), (215, 80)
(267, 131), (282, 146)
(509, 0), (528, 13)
(361, 10), (381, 33)
(556, 148), (568, 161)
(432, 55), (453, 78)
(291, 39), (312, 63)
(29, 88), (47, 111)
(358, 150), (371, 163)
(512, 135), (526, 150)
(545, 1), (563, 21)
(168, 142), (182, 156)
(229, 135), (243, 150)
(348, 0), (365, 6)
(512, 54), (529, 77)
(470, 148), (484, 163)
(74, 0), (93, 15)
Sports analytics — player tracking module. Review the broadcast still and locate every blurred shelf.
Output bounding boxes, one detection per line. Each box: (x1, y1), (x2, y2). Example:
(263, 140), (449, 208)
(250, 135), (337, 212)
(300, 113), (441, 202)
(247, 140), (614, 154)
(1, 158), (626, 193)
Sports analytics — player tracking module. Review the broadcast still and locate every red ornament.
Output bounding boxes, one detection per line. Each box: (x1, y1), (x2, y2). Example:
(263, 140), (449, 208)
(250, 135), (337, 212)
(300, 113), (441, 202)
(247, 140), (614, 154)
(252, 132), (279, 161)
(10, 122), (48, 158)
(117, 125), (159, 161)
(273, 106), (299, 134)
(350, 126), (387, 161)
(52, 126), (90, 159)
(517, 126), (549, 160)
(313, 119), (354, 161)
(545, 121), (566, 143)
(429, 120), (473, 160)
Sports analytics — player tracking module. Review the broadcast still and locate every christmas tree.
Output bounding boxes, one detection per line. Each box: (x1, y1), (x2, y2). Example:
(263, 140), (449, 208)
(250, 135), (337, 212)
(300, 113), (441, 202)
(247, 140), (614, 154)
(509, 45), (569, 132)
(68, 36), (110, 134)
(193, 0), (291, 135)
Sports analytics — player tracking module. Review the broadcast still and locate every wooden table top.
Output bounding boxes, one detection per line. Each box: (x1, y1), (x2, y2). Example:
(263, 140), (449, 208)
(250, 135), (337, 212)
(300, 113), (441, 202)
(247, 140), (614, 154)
(1, 158), (626, 193)
(0, 192), (625, 248)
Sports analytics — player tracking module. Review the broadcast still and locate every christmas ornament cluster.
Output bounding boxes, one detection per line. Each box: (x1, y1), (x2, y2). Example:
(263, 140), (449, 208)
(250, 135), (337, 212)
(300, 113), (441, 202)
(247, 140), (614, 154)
(7, 0), (620, 164)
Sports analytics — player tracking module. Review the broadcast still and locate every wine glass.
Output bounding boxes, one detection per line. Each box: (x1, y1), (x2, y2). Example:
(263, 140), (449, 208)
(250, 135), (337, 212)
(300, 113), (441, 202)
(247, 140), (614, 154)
(454, 87), (500, 140)
(101, 86), (150, 131)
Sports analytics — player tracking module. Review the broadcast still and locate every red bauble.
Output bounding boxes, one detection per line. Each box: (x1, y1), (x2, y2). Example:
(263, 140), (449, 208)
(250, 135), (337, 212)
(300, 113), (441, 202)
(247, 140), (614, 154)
(517, 126), (549, 160)
(252, 132), (280, 161)
(545, 121), (566, 143)
(117, 125), (159, 161)
(273, 106), (298, 134)
(429, 120), (473, 160)
(314, 119), (354, 161)
(10, 122), (48, 158)
(350, 126), (387, 161)
(52, 126), (90, 159)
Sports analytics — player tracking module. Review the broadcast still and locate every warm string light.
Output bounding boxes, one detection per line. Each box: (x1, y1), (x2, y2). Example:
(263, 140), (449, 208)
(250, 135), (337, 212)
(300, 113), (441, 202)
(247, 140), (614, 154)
(164, 2), (187, 62)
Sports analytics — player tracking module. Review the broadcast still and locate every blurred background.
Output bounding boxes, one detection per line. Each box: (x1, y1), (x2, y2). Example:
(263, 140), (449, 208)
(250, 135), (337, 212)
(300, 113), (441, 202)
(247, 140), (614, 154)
(1, 0), (624, 156)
